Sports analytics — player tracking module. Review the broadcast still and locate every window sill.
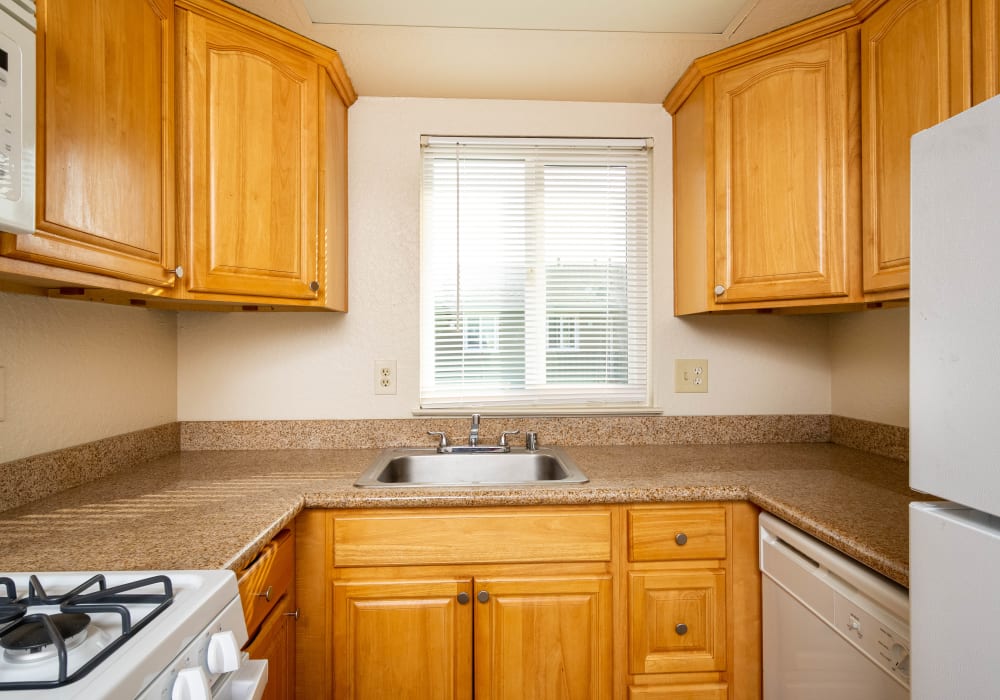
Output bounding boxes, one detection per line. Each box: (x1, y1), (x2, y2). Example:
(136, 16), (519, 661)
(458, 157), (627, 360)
(412, 407), (664, 417)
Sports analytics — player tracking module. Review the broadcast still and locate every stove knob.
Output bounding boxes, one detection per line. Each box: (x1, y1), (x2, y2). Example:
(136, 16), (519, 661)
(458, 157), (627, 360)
(172, 666), (211, 700)
(207, 630), (241, 674)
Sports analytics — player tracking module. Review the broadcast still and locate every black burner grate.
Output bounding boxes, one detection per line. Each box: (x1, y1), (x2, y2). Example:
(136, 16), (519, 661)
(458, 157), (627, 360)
(0, 574), (174, 691)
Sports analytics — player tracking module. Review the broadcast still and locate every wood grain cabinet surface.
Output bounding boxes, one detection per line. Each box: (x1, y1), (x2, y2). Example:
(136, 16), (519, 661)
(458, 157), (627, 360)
(296, 504), (760, 700)
(666, 0), (1000, 314)
(239, 528), (296, 700)
(0, 0), (177, 287)
(0, 0), (354, 310)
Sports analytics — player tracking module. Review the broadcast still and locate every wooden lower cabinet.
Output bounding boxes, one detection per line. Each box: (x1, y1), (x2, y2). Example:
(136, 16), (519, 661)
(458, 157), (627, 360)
(297, 503), (759, 700)
(474, 576), (612, 700)
(246, 592), (297, 700)
(332, 579), (473, 699)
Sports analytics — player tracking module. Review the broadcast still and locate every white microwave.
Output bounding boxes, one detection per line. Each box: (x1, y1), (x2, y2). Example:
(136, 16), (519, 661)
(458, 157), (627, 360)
(0, 0), (33, 235)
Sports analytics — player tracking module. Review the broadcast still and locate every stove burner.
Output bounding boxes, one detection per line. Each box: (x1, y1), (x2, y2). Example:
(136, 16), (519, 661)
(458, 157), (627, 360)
(0, 612), (91, 653)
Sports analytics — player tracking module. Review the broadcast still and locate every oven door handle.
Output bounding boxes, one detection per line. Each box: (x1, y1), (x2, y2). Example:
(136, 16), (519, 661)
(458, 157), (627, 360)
(217, 658), (267, 700)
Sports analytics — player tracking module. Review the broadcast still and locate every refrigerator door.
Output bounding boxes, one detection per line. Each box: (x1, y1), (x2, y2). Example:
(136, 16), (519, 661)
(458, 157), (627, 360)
(910, 501), (1000, 699)
(910, 93), (1000, 516)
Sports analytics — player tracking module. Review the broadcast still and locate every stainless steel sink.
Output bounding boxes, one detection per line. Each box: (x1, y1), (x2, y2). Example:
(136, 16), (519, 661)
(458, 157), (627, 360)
(354, 447), (589, 487)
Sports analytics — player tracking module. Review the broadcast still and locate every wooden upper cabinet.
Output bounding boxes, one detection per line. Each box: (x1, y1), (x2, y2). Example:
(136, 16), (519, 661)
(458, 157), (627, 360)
(713, 34), (859, 305)
(176, 7), (322, 302)
(861, 0), (972, 295)
(0, 0), (176, 287)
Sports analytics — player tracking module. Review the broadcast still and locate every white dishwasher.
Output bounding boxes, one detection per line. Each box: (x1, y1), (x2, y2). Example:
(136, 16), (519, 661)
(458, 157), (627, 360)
(759, 513), (910, 700)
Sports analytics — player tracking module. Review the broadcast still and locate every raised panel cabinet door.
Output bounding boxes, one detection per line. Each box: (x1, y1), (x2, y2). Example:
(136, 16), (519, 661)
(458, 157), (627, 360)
(712, 33), (857, 304)
(178, 10), (321, 300)
(862, 0), (972, 293)
(0, 0), (175, 286)
(332, 579), (473, 700)
(245, 593), (296, 700)
(629, 570), (727, 675)
(473, 576), (613, 700)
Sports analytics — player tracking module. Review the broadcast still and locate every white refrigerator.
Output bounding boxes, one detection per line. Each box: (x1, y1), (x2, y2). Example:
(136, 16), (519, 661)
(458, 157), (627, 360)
(909, 92), (1000, 699)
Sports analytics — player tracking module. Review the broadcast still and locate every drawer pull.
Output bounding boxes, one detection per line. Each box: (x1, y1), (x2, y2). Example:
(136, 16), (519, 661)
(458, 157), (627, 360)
(675, 622), (688, 635)
(675, 532), (688, 546)
(256, 585), (274, 602)
(478, 590), (490, 603)
(284, 608), (300, 620)
(457, 592), (470, 605)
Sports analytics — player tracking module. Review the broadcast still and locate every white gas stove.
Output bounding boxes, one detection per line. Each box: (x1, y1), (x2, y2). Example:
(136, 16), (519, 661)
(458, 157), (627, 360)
(0, 571), (266, 699)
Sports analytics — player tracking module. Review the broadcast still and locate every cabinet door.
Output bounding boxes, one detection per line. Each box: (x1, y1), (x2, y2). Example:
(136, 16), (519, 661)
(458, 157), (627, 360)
(712, 33), (857, 304)
(629, 570), (727, 675)
(178, 10), (321, 300)
(473, 576), (612, 700)
(861, 0), (971, 294)
(332, 579), (473, 700)
(972, 0), (1000, 103)
(0, 0), (175, 286)
(245, 593), (296, 700)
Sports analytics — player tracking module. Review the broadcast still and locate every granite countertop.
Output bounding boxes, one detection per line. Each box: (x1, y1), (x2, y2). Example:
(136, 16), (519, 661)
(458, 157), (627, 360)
(0, 443), (925, 586)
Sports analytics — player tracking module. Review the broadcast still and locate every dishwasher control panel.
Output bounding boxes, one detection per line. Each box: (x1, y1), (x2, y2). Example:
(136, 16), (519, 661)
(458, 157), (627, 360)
(834, 589), (911, 684)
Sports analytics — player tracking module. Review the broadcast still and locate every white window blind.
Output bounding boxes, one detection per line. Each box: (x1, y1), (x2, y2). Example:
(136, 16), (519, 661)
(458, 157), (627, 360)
(419, 136), (650, 410)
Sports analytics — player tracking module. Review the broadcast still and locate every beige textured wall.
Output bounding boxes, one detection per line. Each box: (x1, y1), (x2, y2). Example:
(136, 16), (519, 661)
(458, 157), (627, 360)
(830, 306), (909, 427)
(0, 292), (177, 462)
(177, 97), (833, 420)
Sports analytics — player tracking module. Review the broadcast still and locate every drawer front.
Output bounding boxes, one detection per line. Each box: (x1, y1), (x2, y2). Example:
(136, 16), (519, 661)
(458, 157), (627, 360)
(629, 570), (727, 675)
(239, 528), (294, 637)
(332, 510), (612, 567)
(628, 683), (727, 700)
(628, 507), (726, 562)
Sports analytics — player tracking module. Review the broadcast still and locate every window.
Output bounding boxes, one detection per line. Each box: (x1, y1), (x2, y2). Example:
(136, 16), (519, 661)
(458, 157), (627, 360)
(419, 136), (650, 410)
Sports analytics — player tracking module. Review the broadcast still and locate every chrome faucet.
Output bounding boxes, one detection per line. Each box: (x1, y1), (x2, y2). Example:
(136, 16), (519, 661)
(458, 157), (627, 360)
(468, 413), (481, 446)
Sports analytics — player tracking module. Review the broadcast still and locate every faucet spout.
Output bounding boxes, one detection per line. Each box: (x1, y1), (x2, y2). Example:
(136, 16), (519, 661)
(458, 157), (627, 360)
(469, 413), (480, 446)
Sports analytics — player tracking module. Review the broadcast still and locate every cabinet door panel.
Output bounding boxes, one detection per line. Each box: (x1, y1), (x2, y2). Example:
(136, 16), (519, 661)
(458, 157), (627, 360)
(245, 593), (295, 700)
(862, 0), (971, 293)
(474, 576), (612, 700)
(332, 579), (473, 700)
(179, 12), (319, 299)
(972, 0), (1000, 104)
(1, 0), (175, 286)
(713, 34), (855, 303)
(629, 570), (727, 675)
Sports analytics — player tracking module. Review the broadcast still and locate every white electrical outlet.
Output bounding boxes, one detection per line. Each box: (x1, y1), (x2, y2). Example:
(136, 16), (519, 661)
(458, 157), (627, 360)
(374, 360), (397, 395)
(675, 359), (708, 393)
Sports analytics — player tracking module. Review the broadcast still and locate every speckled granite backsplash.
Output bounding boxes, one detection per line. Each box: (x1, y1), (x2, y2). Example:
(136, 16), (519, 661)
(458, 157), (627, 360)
(0, 415), (908, 513)
(0, 423), (179, 512)
(179, 414), (831, 450)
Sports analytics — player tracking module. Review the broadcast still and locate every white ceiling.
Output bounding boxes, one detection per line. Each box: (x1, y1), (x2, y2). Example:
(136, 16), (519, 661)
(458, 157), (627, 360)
(228, 0), (848, 103)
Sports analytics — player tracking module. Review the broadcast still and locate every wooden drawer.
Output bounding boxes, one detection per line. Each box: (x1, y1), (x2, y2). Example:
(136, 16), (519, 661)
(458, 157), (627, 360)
(629, 570), (727, 675)
(628, 506), (726, 562)
(628, 683), (728, 700)
(238, 528), (294, 637)
(332, 509), (612, 567)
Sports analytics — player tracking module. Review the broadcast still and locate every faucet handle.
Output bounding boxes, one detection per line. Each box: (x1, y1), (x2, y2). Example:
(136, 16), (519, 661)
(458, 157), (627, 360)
(426, 431), (450, 450)
(498, 430), (520, 448)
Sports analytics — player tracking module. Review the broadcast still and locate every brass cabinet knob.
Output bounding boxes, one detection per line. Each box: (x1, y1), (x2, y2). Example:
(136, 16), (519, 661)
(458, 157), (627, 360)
(284, 608), (300, 620)
(477, 590), (490, 603)
(309, 280), (320, 292)
(713, 284), (725, 296)
(675, 623), (688, 635)
(457, 592), (470, 605)
(256, 585), (273, 602)
(675, 532), (688, 546)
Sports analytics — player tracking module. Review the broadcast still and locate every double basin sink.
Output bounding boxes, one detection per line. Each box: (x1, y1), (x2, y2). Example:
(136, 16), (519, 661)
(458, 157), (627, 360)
(354, 446), (589, 488)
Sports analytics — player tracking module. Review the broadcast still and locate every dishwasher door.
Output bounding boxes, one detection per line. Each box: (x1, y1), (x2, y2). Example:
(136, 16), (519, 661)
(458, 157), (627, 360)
(759, 513), (910, 700)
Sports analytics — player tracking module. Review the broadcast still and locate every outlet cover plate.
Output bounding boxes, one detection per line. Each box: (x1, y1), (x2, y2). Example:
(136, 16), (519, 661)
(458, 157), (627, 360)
(374, 360), (397, 395)
(675, 359), (708, 393)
